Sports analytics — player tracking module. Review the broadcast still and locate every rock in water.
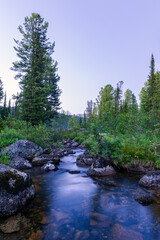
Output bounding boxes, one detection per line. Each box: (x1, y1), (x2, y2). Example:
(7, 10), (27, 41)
(68, 170), (80, 174)
(32, 155), (60, 166)
(139, 172), (160, 189)
(111, 224), (143, 240)
(42, 163), (56, 171)
(72, 141), (79, 148)
(0, 164), (35, 217)
(87, 165), (116, 177)
(0, 213), (30, 233)
(133, 189), (153, 205)
(1, 140), (43, 170)
(76, 151), (94, 167)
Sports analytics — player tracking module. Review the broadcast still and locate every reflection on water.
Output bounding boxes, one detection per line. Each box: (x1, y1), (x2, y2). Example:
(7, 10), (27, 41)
(1, 148), (160, 240)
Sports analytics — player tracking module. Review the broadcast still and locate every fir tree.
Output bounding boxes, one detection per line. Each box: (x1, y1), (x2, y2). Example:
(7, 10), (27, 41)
(0, 78), (3, 103)
(147, 54), (156, 110)
(2, 91), (7, 119)
(12, 13), (61, 125)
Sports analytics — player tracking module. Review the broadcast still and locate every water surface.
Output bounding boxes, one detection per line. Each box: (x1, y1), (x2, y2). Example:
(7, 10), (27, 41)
(1, 148), (160, 240)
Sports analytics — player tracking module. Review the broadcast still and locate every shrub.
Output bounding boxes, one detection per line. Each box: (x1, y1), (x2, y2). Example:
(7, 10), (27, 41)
(0, 116), (4, 132)
(20, 124), (52, 148)
(84, 135), (99, 156)
(0, 150), (12, 166)
(0, 127), (24, 148)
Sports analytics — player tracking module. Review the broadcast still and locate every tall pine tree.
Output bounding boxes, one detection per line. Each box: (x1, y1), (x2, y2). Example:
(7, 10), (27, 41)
(12, 13), (61, 125)
(0, 78), (3, 103)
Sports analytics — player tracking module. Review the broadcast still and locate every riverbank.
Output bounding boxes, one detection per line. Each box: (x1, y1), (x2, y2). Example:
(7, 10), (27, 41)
(1, 137), (160, 220)
(1, 146), (160, 240)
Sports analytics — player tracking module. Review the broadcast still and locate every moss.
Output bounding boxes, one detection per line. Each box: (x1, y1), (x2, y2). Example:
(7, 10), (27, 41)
(0, 170), (32, 195)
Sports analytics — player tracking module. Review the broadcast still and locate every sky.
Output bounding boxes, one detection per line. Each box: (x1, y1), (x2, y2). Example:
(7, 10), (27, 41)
(0, 0), (160, 114)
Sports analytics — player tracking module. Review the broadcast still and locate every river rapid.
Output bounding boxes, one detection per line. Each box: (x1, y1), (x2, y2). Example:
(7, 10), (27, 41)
(1, 148), (160, 240)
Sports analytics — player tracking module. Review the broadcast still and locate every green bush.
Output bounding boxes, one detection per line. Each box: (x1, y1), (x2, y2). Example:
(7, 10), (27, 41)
(96, 133), (160, 166)
(0, 150), (11, 166)
(103, 135), (122, 159)
(0, 127), (24, 148)
(120, 135), (158, 163)
(0, 122), (52, 149)
(84, 134), (99, 156)
(0, 116), (4, 132)
(20, 124), (52, 148)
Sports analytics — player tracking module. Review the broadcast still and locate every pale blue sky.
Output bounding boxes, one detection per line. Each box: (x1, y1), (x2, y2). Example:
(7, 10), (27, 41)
(0, 0), (160, 114)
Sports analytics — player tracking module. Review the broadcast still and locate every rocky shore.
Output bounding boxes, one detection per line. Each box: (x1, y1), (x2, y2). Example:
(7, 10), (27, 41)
(0, 138), (160, 235)
(0, 139), (80, 218)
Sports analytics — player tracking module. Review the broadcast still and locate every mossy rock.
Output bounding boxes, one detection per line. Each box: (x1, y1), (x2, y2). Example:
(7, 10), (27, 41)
(0, 164), (32, 195)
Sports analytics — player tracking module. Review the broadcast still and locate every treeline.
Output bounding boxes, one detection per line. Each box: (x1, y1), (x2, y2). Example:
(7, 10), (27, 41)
(84, 54), (160, 136)
(66, 55), (160, 165)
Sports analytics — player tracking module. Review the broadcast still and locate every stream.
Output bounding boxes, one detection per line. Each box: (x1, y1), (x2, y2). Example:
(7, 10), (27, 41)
(1, 148), (160, 240)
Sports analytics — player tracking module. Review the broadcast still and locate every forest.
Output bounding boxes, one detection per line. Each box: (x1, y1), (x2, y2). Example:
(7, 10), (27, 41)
(0, 13), (160, 168)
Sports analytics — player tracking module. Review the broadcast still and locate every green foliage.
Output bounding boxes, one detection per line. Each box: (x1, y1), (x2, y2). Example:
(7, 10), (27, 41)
(83, 135), (99, 156)
(21, 124), (52, 148)
(0, 150), (11, 166)
(0, 127), (24, 147)
(0, 116), (4, 132)
(0, 128), (23, 148)
(0, 119), (52, 149)
(102, 133), (160, 165)
(102, 135), (122, 159)
(12, 13), (61, 125)
(73, 131), (86, 144)
(68, 115), (78, 130)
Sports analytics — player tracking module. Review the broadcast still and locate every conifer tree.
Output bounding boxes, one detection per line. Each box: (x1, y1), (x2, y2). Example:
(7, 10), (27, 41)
(0, 78), (3, 103)
(2, 91), (7, 119)
(123, 89), (138, 114)
(147, 54), (156, 110)
(141, 54), (156, 113)
(12, 13), (61, 125)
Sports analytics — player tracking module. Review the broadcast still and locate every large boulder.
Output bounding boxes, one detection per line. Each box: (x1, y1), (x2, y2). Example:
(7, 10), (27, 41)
(92, 154), (111, 168)
(139, 172), (160, 189)
(87, 165), (116, 177)
(32, 155), (60, 166)
(76, 151), (94, 167)
(0, 164), (35, 217)
(1, 140), (43, 170)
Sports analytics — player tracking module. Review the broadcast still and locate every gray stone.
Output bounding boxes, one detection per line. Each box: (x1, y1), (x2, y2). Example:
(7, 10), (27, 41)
(134, 189), (153, 205)
(97, 179), (118, 187)
(1, 140), (43, 160)
(1, 140), (43, 170)
(43, 163), (56, 171)
(76, 151), (94, 167)
(72, 141), (79, 148)
(87, 165), (116, 177)
(139, 172), (160, 189)
(12, 156), (32, 170)
(0, 213), (30, 233)
(32, 155), (60, 166)
(0, 164), (35, 217)
(78, 143), (86, 149)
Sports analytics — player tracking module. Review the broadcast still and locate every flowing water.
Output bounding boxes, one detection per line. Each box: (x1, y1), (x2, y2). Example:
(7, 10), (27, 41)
(1, 148), (160, 240)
